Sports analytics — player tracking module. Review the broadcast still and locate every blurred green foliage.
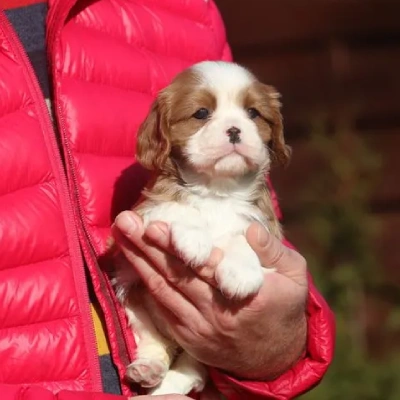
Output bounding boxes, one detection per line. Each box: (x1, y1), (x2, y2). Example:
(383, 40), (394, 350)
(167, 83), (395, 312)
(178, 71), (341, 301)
(297, 120), (400, 400)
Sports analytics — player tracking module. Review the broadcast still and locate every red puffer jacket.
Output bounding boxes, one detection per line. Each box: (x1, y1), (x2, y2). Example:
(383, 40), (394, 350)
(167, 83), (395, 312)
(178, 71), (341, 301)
(0, 0), (334, 399)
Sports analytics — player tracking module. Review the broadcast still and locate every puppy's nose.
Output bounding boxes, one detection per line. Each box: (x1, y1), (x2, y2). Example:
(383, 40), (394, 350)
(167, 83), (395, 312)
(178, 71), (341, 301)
(226, 126), (241, 144)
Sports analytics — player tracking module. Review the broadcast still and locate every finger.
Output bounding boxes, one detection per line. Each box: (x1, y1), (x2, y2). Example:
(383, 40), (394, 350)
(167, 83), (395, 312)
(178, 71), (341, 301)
(145, 222), (224, 288)
(113, 224), (207, 343)
(114, 211), (216, 309)
(115, 212), (195, 286)
(246, 222), (307, 286)
(113, 212), (202, 322)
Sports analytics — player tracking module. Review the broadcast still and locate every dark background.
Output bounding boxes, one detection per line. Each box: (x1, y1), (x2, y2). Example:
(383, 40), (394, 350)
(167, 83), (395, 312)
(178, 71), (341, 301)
(215, 1), (400, 398)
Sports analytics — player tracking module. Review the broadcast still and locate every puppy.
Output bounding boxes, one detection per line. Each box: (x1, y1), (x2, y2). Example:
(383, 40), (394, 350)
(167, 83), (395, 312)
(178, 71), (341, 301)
(108, 61), (290, 395)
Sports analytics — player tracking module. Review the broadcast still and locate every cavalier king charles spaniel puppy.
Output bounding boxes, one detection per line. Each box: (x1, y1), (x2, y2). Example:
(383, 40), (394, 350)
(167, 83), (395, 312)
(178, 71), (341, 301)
(107, 61), (290, 395)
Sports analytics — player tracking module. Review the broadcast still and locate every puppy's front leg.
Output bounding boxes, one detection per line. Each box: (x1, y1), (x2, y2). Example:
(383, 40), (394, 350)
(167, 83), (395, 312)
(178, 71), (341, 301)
(215, 235), (266, 300)
(168, 207), (212, 267)
(144, 204), (212, 268)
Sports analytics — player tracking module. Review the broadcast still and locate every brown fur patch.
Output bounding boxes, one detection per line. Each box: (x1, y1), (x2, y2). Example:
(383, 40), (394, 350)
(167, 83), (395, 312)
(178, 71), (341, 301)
(240, 82), (291, 167)
(255, 183), (283, 240)
(136, 69), (216, 171)
(163, 69), (216, 125)
(137, 170), (189, 211)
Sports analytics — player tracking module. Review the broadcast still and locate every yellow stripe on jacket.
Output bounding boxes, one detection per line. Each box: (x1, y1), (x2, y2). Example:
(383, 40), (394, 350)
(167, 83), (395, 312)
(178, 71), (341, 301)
(90, 303), (110, 356)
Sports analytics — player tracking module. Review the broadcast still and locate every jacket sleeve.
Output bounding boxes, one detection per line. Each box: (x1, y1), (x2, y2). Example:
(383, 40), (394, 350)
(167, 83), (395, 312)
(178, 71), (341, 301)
(208, 183), (335, 399)
(0, 385), (127, 400)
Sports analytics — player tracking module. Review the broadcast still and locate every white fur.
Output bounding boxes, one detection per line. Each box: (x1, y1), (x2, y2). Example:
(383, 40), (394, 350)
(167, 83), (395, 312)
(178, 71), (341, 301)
(148, 353), (207, 395)
(142, 174), (267, 292)
(187, 62), (269, 177)
(192, 61), (255, 93)
(118, 61), (276, 396)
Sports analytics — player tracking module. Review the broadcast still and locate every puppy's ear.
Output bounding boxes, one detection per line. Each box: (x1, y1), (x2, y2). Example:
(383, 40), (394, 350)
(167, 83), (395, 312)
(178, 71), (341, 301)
(136, 97), (171, 171)
(264, 86), (291, 167)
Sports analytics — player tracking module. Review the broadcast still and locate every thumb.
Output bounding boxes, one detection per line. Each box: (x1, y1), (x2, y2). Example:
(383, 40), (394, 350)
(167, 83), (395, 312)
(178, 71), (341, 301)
(246, 223), (307, 287)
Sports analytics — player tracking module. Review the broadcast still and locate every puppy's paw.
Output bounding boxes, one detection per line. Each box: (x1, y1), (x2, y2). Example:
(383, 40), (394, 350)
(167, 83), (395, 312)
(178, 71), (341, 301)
(170, 222), (212, 267)
(148, 377), (182, 396)
(148, 371), (206, 396)
(126, 358), (168, 388)
(216, 252), (264, 300)
(148, 383), (176, 396)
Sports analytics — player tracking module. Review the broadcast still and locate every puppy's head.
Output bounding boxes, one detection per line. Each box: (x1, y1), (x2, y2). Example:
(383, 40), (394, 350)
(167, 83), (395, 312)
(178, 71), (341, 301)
(136, 61), (290, 178)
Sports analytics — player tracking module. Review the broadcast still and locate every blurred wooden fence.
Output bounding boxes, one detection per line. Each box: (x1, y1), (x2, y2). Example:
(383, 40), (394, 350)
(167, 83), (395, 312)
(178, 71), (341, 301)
(215, 0), (400, 282)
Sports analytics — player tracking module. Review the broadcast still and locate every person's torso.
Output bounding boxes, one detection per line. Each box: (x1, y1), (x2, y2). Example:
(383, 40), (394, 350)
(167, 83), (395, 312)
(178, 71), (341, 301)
(0, 0), (231, 396)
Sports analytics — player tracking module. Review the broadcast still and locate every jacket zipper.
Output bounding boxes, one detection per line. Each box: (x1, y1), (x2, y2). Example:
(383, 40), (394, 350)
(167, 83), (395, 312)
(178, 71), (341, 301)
(46, 1), (135, 396)
(0, 9), (102, 393)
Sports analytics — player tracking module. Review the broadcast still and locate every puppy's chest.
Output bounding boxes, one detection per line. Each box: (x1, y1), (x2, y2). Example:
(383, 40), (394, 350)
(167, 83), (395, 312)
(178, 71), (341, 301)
(192, 196), (260, 237)
(143, 195), (264, 240)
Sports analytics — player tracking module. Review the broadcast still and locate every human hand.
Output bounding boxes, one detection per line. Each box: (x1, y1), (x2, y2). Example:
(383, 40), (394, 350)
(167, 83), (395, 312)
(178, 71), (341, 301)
(113, 211), (307, 381)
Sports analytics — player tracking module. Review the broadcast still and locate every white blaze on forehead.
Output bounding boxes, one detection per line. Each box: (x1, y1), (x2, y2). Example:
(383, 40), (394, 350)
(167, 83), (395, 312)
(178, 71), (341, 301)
(191, 61), (255, 97)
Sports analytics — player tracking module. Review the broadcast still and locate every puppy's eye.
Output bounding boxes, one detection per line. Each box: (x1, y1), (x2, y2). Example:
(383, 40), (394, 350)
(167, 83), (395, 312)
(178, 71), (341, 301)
(247, 108), (260, 119)
(193, 108), (210, 120)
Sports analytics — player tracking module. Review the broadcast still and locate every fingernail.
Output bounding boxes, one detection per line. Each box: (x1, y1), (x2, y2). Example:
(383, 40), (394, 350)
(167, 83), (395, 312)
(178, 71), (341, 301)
(257, 226), (269, 247)
(115, 212), (137, 236)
